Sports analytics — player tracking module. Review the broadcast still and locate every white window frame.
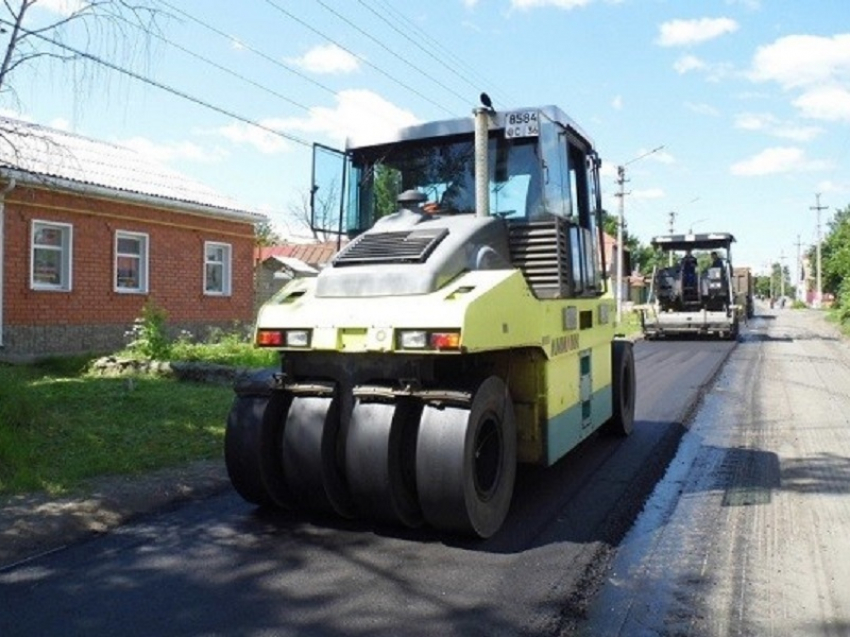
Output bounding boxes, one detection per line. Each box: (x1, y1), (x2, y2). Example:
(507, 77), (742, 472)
(114, 230), (150, 294)
(204, 241), (232, 296)
(30, 220), (73, 292)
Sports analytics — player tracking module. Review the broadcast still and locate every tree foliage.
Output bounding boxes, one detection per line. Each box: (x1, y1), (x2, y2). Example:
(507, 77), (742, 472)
(814, 204), (850, 320)
(254, 220), (282, 248)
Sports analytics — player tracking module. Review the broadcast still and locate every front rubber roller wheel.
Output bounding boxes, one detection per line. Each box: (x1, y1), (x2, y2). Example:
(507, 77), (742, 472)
(281, 394), (356, 518)
(224, 394), (273, 506)
(415, 376), (517, 538)
(602, 340), (636, 437)
(345, 399), (423, 528)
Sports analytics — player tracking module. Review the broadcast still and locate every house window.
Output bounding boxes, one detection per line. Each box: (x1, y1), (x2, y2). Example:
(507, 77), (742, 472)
(204, 241), (231, 295)
(31, 220), (72, 291)
(115, 231), (149, 293)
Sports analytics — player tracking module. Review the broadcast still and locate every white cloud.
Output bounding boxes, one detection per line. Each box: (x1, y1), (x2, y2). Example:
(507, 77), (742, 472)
(734, 112), (822, 141)
(510, 0), (593, 9)
(685, 102), (720, 117)
(815, 179), (847, 194)
(289, 44), (359, 75)
(219, 91), (418, 151)
(611, 95), (623, 110)
(278, 90), (419, 146)
(120, 136), (229, 164)
(674, 55), (707, 74)
(730, 146), (829, 176)
(749, 34), (850, 90)
(33, 0), (86, 16)
(216, 122), (291, 155)
(657, 18), (739, 47)
(49, 117), (70, 131)
(793, 86), (850, 122)
(632, 187), (665, 200)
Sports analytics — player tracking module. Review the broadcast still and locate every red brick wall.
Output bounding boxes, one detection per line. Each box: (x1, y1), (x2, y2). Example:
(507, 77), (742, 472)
(4, 186), (256, 330)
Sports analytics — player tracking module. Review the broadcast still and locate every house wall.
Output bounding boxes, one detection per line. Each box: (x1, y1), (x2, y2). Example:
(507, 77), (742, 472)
(254, 261), (294, 318)
(2, 185), (256, 361)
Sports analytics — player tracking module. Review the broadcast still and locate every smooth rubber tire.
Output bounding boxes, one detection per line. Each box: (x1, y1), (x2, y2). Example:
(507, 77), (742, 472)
(415, 376), (517, 538)
(603, 340), (636, 437)
(224, 395), (272, 506)
(281, 394), (355, 518)
(258, 391), (295, 508)
(345, 399), (423, 527)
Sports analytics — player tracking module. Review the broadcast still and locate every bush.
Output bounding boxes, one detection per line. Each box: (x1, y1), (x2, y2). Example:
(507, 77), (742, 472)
(125, 300), (172, 360)
(837, 278), (850, 325)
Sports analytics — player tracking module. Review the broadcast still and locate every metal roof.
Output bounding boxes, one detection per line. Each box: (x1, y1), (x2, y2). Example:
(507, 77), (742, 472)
(0, 117), (263, 222)
(651, 232), (736, 251)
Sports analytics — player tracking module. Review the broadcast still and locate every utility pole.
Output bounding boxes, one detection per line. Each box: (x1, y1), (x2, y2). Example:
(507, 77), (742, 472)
(614, 145), (665, 323)
(794, 234), (803, 303)
(615, 165), (627, 323)
(668, 210), (677, 233)
(810, 193), (827, 308)
(779, 251), (786, 299)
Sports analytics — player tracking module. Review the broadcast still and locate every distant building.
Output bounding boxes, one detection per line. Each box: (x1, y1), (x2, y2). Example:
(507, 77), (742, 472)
(254, 242), (341, 314)
(0, 117), (264, 362)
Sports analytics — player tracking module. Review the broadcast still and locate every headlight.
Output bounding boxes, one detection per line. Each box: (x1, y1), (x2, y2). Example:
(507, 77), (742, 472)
(398, 330), (428, 349)
(397, 330), (461, 351)
(255, 329), (311, 348)
(284, 330), (311, 347)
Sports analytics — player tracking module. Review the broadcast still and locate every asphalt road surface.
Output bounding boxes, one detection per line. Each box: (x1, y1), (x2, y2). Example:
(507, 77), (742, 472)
(580, 306), (850, 636)
(5, 308), (837, 637)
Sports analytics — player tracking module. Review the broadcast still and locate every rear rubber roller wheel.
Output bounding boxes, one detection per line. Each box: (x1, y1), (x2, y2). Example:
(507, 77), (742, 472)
(281, 394), (355, 518)
(345, 399), (423, 528)
(602, 340), (636, 437)
(224, 395), (272, 506)
(415, 376), (517, 538)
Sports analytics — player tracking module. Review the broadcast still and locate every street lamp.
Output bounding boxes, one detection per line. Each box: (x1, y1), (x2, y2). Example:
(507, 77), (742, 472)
(615, 145), (665, 323)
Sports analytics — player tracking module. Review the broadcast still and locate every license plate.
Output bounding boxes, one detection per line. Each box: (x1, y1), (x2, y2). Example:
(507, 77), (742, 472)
(504, 110), (539, 138)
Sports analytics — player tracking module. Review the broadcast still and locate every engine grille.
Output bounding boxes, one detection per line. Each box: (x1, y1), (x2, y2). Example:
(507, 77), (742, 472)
(333, 228), (448, 266)
(508, 219), (571, 298)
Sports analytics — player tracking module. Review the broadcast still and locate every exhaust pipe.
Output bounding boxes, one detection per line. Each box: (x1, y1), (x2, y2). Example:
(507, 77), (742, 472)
(473, 107), (491, 218)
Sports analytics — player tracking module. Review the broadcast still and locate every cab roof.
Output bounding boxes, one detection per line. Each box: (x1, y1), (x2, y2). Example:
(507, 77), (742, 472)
(346, 105), (594, 151)
(651, 232), (735, 251)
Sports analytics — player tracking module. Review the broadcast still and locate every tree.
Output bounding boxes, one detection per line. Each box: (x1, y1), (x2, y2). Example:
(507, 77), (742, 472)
(0, 1), (160, 115)
(286, 187), (338, 243)
(254, 220), (282, 248)
(812, 203), (850, 320)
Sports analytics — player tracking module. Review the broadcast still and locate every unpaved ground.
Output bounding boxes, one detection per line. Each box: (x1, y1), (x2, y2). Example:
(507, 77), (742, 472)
(0, 459), (229, 568)
(580, 306), (850, 636)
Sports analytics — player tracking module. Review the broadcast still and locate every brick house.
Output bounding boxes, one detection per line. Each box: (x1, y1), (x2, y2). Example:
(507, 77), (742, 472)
(0, 117), (264, 362)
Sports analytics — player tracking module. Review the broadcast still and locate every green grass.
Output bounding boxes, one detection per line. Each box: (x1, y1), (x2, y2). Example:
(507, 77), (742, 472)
(0, 361), (235, 497)
(168, 333), (278, 368)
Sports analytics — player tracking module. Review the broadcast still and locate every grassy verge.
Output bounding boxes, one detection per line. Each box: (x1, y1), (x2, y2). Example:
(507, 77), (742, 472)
(0, 357), (237, 497)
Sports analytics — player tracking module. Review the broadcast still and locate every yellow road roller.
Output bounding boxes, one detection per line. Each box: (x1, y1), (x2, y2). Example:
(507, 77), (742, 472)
(225, 104), (635, 538)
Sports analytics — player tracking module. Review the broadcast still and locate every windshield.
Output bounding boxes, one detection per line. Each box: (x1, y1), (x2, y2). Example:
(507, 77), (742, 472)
(344, 134), (543, 235)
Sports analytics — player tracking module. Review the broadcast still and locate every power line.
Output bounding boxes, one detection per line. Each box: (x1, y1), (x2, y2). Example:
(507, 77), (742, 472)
(312, 0), (470, 107)
(261, 0), (456, 117)
(362, 0), (521, 108)
(0, 18), (313, 148)
(155, 0), (340, 101)
(144, 21), (312, 113)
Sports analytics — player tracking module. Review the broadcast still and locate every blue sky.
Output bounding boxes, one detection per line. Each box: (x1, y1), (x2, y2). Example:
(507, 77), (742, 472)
(5, 0), (850, 273)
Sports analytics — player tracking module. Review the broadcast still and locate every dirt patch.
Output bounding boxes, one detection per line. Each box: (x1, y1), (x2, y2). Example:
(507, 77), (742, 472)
(0, 459), (230, 569)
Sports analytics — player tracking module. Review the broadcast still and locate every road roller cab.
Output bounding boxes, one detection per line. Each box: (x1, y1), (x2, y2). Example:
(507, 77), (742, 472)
(226, 104), (636, 538)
